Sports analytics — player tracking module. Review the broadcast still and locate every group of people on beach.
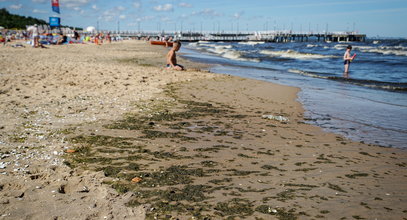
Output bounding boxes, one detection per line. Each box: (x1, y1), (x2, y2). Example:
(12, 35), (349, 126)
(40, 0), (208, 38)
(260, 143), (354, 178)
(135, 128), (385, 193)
(1, 28), (30, 45)
(25, 25), (71, 48)
(91, 32), (116, 45)
(1, 24), (125, 48)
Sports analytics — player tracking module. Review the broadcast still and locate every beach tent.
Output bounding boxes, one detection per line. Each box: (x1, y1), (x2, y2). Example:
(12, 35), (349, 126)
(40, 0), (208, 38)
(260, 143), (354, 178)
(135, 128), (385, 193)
(86, 26), (96, 33)
(26, 25), (36, 32)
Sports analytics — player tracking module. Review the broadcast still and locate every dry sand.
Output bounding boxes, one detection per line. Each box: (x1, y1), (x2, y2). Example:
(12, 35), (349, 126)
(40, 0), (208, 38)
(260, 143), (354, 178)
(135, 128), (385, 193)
(0, 40), (213, 219)
(0, 40), (406, 220)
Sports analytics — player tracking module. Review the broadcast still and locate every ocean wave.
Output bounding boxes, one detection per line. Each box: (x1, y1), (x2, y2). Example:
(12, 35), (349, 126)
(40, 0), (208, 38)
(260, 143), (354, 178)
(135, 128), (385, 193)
(288, 69), (333, 78)
(365, 48), (407, 56)
(288, 69), (407, 92)
(189, 42), (235, 52)
(238, 41), (265, 46)
(260, 50), (338, 60)
(354, 46), (407, 56)
(217, 45), (233, 49)
(204, 47), (260, 62)
(353, 45), (374, 50)
(382, 45), (407, 50)
(188, 42), (199, 47)
(333, 44), (407, 56)
(206, 45), (233, 54)
(334, 44), (348, 50)
(198, 42), (233, 49)
(306, 44), (318, 48)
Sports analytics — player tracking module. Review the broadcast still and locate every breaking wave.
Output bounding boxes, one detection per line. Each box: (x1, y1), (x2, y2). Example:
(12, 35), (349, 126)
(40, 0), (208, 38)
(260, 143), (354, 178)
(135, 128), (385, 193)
(188, 43), (260, 62)
(238, 41), (266, 46)
(260, 49), (338, 60)
(334, 44), (407, 56)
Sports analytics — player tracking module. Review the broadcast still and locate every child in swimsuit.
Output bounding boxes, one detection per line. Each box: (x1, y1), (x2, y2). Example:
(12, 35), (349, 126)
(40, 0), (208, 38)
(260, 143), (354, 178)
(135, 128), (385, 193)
(343, 45), (353, 77)
(166, 41), (184, 71)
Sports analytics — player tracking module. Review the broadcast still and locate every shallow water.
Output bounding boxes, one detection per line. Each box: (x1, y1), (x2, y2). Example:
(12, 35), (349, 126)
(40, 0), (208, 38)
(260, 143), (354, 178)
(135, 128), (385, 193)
(182, 39), (407, 148)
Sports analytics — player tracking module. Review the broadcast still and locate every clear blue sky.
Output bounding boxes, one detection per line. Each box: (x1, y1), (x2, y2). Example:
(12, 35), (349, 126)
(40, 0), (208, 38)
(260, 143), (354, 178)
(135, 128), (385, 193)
(2, 0), (407, 37)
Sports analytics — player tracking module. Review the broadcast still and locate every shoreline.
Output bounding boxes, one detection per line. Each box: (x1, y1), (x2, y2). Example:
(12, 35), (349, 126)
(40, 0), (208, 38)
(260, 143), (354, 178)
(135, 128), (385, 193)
(181, 42), (407, 149)
(1, 40), (406, 219)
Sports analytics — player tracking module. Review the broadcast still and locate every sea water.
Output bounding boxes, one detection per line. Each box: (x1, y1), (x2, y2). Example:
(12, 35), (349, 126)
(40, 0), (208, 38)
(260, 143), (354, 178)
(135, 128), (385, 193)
(182, 39), (407, 148)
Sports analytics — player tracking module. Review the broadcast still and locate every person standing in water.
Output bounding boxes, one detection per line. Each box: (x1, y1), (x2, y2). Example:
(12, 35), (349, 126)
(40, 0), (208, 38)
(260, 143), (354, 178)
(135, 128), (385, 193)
(343, 45), (354, 77)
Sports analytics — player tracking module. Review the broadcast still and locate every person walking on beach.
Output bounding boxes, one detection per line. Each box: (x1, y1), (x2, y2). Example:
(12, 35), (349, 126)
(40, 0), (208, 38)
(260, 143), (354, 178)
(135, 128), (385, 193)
(166, 41), (184, 71)
(73, 29), (80, 41)
(343, 45), (354, 77)
(106, 32), (111, 43)
(27, 24), (39, 48)
(1, 28), (7, 46)
(94, 33), (100, 45)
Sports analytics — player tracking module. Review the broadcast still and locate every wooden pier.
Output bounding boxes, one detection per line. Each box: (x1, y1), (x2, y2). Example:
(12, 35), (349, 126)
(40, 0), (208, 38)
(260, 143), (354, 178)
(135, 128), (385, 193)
(260, 33), (367, 43)
(173, 31), (366, 42)
(100, 30), (366, 43)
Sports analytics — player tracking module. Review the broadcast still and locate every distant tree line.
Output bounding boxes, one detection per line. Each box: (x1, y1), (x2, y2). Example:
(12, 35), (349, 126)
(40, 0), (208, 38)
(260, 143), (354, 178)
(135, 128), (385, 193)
(0, 8), (47, 29)
(0, 8), (82, 30)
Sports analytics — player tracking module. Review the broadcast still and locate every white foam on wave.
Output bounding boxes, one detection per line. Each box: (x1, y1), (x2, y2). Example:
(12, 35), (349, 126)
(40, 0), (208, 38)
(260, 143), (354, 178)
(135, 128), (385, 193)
(380, 45), (407, 50)
(206, 45), (233, 54)
(189, 42), (232, 50)
(334, 44), (347, 50)
(333, 44), (407, 56)
(288, 69), (303, 74)
(238, 41), (265, 46)
(365, 48), (407, 56)
(203, 42), (232, 49)
(288, 69), (329, 79)
(353, 45), (374, 50)
(217, 45), (232, 49)
(203, 45), (259, 62)
(260, 50), (338, 60)
(188, 42), (199, 47)
(354, 45), (407, 56)
(306, 44), (318, 48)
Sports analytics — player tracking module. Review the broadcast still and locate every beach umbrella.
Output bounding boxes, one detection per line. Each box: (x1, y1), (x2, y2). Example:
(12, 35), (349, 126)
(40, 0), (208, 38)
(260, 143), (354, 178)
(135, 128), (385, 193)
(0, 26), (4, 30)
(86, 26), (96, 33)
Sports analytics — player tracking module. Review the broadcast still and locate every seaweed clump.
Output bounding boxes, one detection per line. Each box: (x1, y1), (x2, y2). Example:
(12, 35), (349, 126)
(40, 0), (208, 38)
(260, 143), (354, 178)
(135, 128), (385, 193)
(255, 205), (298, 220)
(214, 198), (254, 217)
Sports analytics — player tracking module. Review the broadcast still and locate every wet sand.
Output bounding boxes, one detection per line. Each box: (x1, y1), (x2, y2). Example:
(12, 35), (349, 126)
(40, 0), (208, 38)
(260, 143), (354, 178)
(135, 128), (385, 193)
(0, 40), (406, 219)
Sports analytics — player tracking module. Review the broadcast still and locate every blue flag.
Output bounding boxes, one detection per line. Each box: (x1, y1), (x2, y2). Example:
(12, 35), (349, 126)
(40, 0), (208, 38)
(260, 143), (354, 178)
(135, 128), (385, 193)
(49, 17), (60, 27)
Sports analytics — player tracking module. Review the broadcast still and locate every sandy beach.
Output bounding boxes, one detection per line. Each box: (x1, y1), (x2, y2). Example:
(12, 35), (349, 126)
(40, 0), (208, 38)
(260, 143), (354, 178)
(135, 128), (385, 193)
(0, 40), (406, 219)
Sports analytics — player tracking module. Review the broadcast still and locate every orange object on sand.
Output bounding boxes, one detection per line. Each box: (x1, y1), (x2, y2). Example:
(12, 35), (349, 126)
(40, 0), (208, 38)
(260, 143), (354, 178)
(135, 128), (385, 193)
(66, 149), (76, 153)
(150, 41), (173, 47)
(131, 177), (142, 183)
